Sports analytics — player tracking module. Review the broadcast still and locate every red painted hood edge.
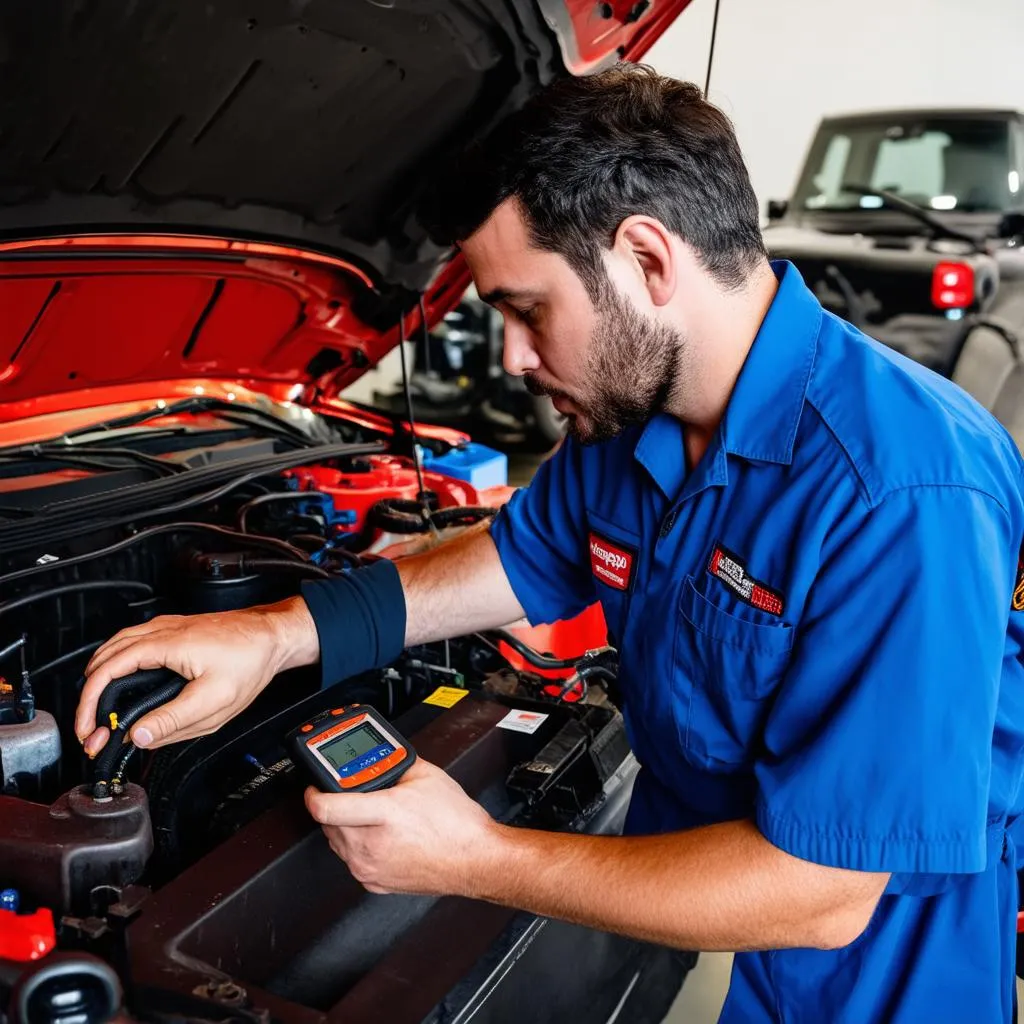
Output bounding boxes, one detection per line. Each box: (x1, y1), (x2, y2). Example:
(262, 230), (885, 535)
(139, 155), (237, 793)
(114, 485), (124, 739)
(0, 236), (473, 415)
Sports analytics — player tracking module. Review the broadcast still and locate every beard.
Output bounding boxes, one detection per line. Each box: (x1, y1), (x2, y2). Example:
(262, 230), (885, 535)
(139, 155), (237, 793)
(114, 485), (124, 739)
(525, 286), (685, 446)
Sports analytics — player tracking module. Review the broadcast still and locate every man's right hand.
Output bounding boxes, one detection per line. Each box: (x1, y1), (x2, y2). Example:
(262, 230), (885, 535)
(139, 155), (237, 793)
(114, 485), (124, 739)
(75, 597), (320, 755)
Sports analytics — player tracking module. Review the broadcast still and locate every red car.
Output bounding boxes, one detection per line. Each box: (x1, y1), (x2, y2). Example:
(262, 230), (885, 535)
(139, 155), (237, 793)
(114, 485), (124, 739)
(0, 3), (694, 1022)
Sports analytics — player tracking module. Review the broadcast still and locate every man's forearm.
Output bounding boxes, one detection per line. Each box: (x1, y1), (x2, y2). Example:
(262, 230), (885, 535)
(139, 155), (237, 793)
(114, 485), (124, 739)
(396, 521), (526, 645)
(463, 819), (888, 952)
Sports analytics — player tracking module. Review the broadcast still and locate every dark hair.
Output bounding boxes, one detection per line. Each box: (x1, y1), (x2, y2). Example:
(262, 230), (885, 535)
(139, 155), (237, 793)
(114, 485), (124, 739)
(421, 65), (766, 299)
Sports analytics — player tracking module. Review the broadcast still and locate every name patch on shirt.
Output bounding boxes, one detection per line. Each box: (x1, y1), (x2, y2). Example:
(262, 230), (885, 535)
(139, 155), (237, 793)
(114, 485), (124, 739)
(589, 532), (635, 592)
(708, 543), (785, 617)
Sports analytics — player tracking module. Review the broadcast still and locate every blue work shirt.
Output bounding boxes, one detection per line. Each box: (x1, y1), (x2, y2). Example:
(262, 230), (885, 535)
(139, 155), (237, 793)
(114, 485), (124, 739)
(490, 262), (1024, 1023)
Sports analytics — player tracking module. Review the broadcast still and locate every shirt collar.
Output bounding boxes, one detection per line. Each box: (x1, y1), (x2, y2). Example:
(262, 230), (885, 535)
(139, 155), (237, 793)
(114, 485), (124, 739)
(722, 260), (820, 465)
(633, 261), (821, 498)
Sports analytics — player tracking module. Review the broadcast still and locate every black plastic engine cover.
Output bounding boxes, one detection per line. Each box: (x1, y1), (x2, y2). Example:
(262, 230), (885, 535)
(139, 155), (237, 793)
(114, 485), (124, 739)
(123, 692), (665, 1023)
(0, 783), (152, 917)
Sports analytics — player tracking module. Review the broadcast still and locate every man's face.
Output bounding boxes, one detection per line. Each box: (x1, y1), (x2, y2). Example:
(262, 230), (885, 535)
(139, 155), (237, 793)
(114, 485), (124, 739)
(460, 199), (682, 445)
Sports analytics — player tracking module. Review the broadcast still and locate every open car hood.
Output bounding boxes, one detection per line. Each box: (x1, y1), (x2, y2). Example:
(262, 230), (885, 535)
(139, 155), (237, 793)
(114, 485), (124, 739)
(0, 0), (690, 406)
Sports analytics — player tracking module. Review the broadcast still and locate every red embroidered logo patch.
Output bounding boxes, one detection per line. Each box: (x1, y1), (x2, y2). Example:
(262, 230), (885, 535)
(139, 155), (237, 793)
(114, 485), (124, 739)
(708, 543), (785, 617)
(589, 532), (635, 592)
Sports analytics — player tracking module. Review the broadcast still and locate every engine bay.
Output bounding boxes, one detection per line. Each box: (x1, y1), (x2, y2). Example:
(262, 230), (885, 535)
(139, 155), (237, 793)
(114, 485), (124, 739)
(0, 396), (663, 1024)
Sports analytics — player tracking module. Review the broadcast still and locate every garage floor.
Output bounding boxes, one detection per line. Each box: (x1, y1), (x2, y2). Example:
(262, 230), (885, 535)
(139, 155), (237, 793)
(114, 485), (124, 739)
(667, 954), (732, 1021)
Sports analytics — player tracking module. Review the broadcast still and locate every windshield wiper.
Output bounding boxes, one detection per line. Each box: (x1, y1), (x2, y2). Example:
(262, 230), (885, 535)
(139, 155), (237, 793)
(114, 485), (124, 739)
(0, 444), (183, 478)
(54, 396), (319, 449)
(839, 183), (982, 250)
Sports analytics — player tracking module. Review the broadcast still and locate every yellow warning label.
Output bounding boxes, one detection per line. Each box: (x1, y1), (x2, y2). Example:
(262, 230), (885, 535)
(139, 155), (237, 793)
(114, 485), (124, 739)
(423, 686), (469, 709)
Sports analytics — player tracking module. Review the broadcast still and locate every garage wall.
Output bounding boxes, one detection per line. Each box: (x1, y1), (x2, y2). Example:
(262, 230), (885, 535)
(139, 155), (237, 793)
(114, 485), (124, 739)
(644, 0), (1024, 213)
(347, 1), (1023, 402)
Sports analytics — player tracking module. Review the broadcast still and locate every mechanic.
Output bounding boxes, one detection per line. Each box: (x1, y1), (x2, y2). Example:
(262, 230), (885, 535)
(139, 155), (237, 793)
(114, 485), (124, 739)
(76, 66), (1024, 1023)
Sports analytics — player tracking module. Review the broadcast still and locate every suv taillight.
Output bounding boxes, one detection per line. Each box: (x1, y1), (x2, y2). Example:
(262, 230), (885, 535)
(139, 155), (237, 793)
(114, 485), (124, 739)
(932, 262), (975, 310)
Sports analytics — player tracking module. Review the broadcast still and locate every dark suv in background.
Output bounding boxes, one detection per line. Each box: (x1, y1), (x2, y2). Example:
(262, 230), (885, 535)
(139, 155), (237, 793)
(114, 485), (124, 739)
(764, 108), (1024, 446)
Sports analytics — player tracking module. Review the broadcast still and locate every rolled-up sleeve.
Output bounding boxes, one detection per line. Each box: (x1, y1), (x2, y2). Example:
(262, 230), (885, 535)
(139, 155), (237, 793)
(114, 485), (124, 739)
(756, 485), (1015, 877)
(489, 438), (595, 625)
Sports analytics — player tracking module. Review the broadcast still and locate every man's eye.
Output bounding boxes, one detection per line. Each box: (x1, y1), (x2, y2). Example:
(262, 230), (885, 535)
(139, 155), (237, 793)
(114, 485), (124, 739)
(513, 306), (538, 324)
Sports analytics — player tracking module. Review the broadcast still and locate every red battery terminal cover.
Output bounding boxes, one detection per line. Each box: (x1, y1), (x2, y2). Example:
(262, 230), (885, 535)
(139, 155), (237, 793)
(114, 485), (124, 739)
(0, 907), (57, 962)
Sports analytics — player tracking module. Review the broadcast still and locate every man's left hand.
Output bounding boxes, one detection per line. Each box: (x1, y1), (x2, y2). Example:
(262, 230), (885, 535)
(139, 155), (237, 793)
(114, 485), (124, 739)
(304, 758), (503, 896)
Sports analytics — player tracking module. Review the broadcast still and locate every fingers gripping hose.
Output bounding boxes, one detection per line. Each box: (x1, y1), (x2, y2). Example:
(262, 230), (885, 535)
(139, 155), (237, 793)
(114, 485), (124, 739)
(95, 668), (179, 730)
(92, 670), (186, 799)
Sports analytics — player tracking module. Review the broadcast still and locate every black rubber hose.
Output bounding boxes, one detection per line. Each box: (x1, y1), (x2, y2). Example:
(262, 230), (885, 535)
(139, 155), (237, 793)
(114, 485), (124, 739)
(0, 521), (312, 590)
(287, 532), (331, 551)
(0, 440), (386, 555)
(322, 547), (367, 567)
(95, 668), (180, 734)
(430, 506), (497, 528)
(369, 497), (436, 534)
(237, 491), (333, 533)
(474, 629), (580, 670)
(29, 639), (104, 680)
(556, 675), (587, 702)
(237, 557), (329, 580)
(577, 665), (618, 686)
(0, 580), (153, 620)
(92, 675), (186, 787)
(369, 498), (495, 535)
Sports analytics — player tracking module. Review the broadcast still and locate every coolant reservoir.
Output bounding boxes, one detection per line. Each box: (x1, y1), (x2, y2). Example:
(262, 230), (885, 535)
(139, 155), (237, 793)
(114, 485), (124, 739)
(0, 710), (61, 797)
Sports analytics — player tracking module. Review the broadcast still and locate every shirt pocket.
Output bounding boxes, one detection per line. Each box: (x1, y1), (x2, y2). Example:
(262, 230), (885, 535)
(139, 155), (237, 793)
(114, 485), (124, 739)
(584, 508), (640, 647)
(673, 575), (793, 767)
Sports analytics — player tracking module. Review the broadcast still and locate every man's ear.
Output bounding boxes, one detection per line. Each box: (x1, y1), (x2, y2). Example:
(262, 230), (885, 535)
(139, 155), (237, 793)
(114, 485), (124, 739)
(613, 216), (676, 308)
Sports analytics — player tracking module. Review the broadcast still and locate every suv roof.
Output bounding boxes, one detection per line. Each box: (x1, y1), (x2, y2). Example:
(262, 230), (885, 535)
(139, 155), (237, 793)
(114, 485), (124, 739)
(822, 107), (1023, 125)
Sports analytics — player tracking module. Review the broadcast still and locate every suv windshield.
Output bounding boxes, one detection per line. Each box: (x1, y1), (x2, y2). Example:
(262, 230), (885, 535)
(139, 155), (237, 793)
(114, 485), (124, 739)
(794, 116), (1019, 214)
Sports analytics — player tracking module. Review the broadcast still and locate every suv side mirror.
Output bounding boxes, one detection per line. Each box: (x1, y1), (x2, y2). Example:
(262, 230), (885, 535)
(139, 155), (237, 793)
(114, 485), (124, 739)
(997, 212), (1024, 240)
(766, 199), (789, 221)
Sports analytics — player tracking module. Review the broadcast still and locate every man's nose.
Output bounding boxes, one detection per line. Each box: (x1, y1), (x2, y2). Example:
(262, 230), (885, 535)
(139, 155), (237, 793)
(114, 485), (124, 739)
(501, 321), (541, 377)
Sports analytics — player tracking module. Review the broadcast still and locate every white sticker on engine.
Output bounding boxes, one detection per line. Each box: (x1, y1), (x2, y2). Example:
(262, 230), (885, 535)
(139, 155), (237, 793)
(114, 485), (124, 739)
(35, 554), (59, 565)
(496, 709), (549, 735)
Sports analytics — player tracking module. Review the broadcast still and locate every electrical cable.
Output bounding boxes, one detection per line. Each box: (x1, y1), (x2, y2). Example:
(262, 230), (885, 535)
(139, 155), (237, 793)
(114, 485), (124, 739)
(29, 639), (104, 680)
(234, 557), (329, 580)
(419, 294), (432, 378)
(286, 533), (334, 562)
(0, 440), (384, 555)
(398, 312), (434, 530)
(237, 491), (332, 533)
(0, 521), (313, 590)
(0, 580), (153, 620)
(322, 548), (368, 568)
(556, 674), (588, 703)
(111, 742), (138, 791)
(0, 445), (182, 479)
(369, 497), (496, 535)
(703, 0), (722, 98)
